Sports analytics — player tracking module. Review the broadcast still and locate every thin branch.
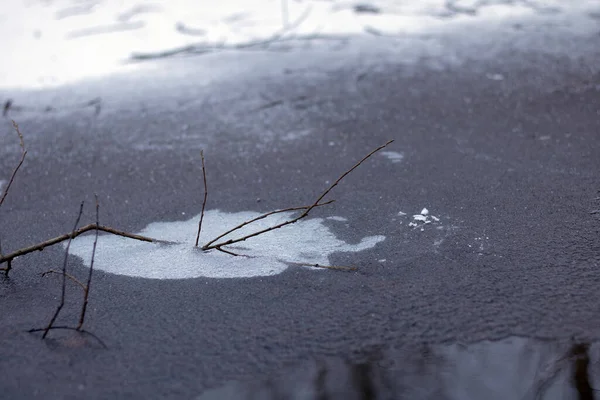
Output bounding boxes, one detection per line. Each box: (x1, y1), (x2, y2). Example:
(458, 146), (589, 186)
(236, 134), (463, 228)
(0, 260), (11, 276)
(215, 246), (244, 257)
(42, 269), (86, 290)
(283, 260), (357, 271)
(28, 326), (107, 349)
(298, 140), (394, 219)
(0, 223), (172, 266)
(202, 200), (334, 250)
(130, 6), (313, 60)
(78, 194), (99, 330)
(203, 140), (393, 251)
(0, 120), (28, 208)
(195, 150), (208, 247)
(42, 201), (84, 339)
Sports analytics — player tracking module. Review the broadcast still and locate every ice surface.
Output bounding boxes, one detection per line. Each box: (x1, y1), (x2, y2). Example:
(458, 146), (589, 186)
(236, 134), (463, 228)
(67, 209), (385, 279)
(0, 0), (598, 89)
(381, 151), (404, 164)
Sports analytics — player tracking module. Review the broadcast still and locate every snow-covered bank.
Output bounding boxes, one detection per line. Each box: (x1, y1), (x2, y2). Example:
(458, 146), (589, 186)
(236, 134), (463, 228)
(1, 0), (599, 89)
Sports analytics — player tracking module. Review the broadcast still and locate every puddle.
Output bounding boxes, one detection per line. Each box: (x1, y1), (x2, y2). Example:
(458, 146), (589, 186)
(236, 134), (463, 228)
(197, 336), (599, 400)
(67, 209), (385, 279)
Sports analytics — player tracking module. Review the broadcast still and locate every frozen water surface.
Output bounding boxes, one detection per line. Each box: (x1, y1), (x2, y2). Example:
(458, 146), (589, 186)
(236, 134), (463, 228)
(68, 209), (385, 279)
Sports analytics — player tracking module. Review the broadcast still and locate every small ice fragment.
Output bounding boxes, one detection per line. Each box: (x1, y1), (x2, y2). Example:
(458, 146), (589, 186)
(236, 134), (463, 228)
(327, 216), (348, 222)
(408, 222), (418, 227)
(486, 73), (504, 81)
(421, 208), (429, 215)
(381, 151), (404, 163)
(425, 220), (431, 224)
(431, 216), (440, 222)
(397, 211), (407, 216)
(413, 215), (427, 222)
(378, 259), (386, 262)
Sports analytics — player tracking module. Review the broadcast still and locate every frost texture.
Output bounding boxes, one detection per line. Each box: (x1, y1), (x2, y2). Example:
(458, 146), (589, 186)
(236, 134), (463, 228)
(68, 210), (385, 279)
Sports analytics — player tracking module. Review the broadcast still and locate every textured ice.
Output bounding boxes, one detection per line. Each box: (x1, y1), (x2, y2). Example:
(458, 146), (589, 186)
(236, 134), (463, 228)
(381, 151), (404, 163)
(68, 209), (385, 279)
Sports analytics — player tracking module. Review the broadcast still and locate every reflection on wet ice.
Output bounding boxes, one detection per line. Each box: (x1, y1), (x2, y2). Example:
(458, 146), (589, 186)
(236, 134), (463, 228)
(197, 337), (597, 400)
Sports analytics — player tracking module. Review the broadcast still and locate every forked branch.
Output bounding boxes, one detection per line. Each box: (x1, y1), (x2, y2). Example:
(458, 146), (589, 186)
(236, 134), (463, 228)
(202, 200), (334, 249)
(202, 140), (394, 251)
(195, 150), (208, 247)
(78, 194), (100, 330)
(42, 201), (84, 339)
(0, 223), (172, 266)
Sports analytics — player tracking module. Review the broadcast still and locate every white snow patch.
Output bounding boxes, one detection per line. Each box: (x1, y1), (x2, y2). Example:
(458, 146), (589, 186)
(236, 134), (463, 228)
(68, 209), (385, 279)
(381, 151), (404, 163)
(1, 0), (598, 89)
(397, 211), (407, 216)
(281, 129), (312, 141)
(403, 207), (441, 228)
(326, 216), (348, 222)
(486, 73), (505, 81)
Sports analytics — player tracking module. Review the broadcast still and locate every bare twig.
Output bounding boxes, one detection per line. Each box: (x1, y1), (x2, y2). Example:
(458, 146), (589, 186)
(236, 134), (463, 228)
(0, 223), (172, 266)
(78, 194), (99, 330)
(0, 120), (27, 208)
(283, 260), (357, 271)
(195, 150), (208, 247)
(42, 201), (84, 339)
(0, 260), (11, 276)
(130, 6), (313, 60)
(202, 200), (334, 250)
(203, 140), (393, 251)
(299, 140), (394, 219)
(28, 326), (107, 348)
(215, 246), (244, 257)
(2, 100), (12, 117)
(42, 269), (86, 290)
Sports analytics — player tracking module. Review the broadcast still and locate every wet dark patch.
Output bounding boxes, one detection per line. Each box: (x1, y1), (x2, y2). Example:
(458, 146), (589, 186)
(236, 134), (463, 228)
(198, 337), (599, 400)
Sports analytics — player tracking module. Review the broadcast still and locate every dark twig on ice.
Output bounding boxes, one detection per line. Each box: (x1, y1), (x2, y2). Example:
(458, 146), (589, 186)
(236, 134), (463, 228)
(202, 140), (394, 252)
(42, 269), (87, 290)
(195, 150), (208, 247)
(78, 195), (100, 330)
(0, 121), (28, 276)
(41, 201), (85, 339)
(202, 200), (335, 250)
(283, 260), (357, 271)
(31, 197), (106, 348)
(0, 121), (27, 208)
(0, 223), (172, 266)
(28, 326), (107, 348)
(129, 6), (317, 61)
